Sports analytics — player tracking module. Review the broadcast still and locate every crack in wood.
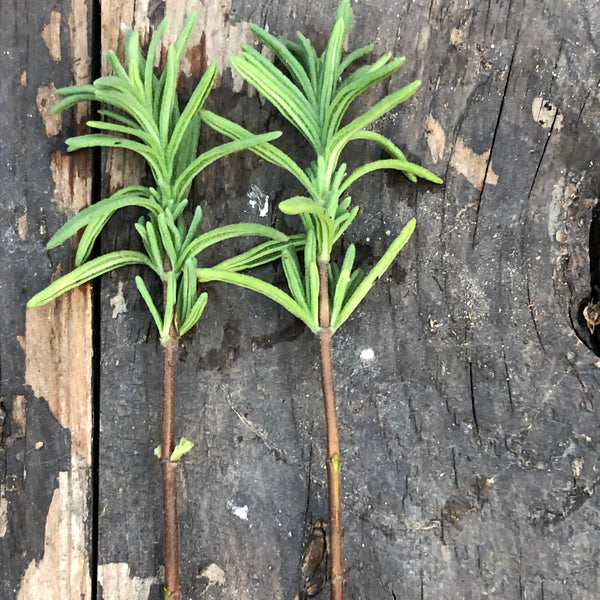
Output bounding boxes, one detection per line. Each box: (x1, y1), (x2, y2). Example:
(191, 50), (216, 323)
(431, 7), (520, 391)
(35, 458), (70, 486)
(471, 22), (520, 247)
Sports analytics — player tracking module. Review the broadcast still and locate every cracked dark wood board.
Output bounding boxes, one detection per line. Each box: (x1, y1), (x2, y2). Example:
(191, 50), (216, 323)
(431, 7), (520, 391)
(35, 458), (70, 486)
(0, 0), (94, 598)
(3, 0), (600, 599)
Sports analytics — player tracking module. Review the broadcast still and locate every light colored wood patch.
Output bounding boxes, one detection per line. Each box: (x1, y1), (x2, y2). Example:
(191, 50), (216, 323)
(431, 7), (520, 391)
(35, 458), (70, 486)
(532, 96), (563, 131)
(41, 10), (62, 61)
(450, 27), (466, 47)
(102, 0), (254, 92)
(24, 287), (92, 460)
(68, 0), (90, 127)
(426, 114), (446, 163)
(0, 482), (6, 538)
(21, 70), (27, 85)
(167, 0), (255, 91)
(110, 280), (128, 318)
(17, 213), (28, 241)
(98, 563), (156, 600)
(12, 395), (27, 437)
(198, 563), (226, 589)
(450, 137), (498, 190)
(36, 84), (62, 138)
(17, 467), (90, 599)
(49, 150), (91, 217)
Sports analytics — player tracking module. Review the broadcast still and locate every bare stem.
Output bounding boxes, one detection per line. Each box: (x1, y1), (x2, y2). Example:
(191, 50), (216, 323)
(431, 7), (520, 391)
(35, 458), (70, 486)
(318, 261), (344, 600)
(161, 332), (181, 600)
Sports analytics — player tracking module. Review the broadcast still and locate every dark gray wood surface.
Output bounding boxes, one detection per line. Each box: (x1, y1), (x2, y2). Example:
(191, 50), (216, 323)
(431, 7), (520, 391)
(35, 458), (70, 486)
(0, 0), (94, 598)
(3, 0), (600, 599)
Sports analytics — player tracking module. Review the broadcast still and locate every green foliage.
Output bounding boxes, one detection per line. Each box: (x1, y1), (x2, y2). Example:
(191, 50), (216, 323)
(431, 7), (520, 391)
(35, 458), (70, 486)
(28, 13), (295, 342)
(154, 437), (195, 462)
(201, 0), (442, 333)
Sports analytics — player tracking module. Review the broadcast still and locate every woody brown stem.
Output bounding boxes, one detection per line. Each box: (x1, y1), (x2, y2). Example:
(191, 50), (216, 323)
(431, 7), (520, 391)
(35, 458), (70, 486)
(317, 261), (344, 600)
(161, 332), (181, 600)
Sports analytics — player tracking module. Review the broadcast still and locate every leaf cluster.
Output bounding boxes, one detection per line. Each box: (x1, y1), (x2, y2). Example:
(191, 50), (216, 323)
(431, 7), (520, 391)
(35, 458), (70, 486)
(200, 0), (442, 333)
(28, 13), (295, 341)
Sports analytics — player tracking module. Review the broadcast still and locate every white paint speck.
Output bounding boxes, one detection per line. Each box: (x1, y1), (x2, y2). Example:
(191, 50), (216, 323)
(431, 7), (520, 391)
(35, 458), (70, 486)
(110, 281), (127, 318)
(360, 348), (375, 361)
(230, 504), (249, 520)
(247, 185), (270, 217)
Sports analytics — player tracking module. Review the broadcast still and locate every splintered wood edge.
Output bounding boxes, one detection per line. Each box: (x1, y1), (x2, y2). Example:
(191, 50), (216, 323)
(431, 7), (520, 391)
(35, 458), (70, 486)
(18, 1), (93, 599)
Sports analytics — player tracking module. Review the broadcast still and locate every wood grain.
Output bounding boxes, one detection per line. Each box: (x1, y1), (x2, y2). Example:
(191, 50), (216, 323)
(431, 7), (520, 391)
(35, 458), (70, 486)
(0, 1), (93, 598)
(3, 1), (600, 599)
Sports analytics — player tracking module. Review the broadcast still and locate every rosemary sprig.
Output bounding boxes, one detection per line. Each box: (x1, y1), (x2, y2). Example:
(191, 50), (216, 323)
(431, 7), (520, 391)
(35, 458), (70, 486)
(198, 2), (442, 597)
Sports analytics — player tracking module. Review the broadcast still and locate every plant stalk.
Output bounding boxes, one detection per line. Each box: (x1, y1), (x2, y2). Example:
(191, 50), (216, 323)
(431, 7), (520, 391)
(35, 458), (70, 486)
(161, 331), (181, 600)
(317, 261), (344, 600)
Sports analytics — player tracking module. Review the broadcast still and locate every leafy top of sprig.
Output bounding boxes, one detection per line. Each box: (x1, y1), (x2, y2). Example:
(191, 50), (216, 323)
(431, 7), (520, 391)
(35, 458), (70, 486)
(205, 0), (441, 263)
(28, 13), (298, 342)
(198, 0), (442, 333)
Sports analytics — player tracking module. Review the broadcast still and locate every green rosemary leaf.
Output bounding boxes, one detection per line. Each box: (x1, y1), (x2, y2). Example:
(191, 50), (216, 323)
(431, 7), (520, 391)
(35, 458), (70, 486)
(177, 258), (197, 325)
(212, 236), (306, 272)
(166, 62), (218, 173)
(347, 131), (417, 182)
(336, 43), (373, 78)
(307, 262), (320, 323)
(329, 80), (422, 158)
(85, 120), (160, 149)
(106, 51), (131, 84)
(159, 46), (178, 149)
(180, 206), (203, 254)
(333, 205), (359, 243)
(135, 275), (164, 333)
(28, 251), (154, 307)
(172, 12), (197, 61)
(340, 158), (444, 193)
(125, 30), (144, 94)
(173, 132), (281, 201)
(46, 188), (160, 249)
(329, 262), (340, 290)
(248, 24), (317, 106)
(75, 213), (111, 266)
(178, 292), (208, 336)
(345, 267), (364, 302)
(161, 270), (178, 340)
(53, 83), (96, 98)
(281, 246), (309, 310)
(200, 110), (315, 195)
(177, 223), (288, 270)
(97, 108), (140, 129)
(293, 32), (319, 88)
(230, 50), (320, 148)
(330, 243), (356, 327)
(51, 92), (96, 114)
(197, 268), (319, 332)
(170, 437), (194, 462)
(319, 13), (348, 126)
(165, 212), (183, 252)
(144, 18), (169, 107)
(145, 220), (165, 273)
(331, 218), (416, 331)
(157, 213), (179, 267)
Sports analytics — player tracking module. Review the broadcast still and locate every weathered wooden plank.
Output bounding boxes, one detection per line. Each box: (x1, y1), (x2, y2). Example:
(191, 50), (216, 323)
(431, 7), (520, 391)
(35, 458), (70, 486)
(0, 1), (93, 599)
(90, 0), (600, 599)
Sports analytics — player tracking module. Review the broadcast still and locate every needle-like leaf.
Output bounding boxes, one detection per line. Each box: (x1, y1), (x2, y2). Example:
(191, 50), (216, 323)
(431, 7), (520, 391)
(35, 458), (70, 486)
(331, 218), (416, 331)
(28, 251), (154, 307)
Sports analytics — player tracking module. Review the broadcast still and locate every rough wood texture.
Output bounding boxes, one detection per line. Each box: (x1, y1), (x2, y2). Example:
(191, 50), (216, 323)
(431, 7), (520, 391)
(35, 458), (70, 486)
(0, 1), (93, 599)
(96, 1), (600, 599)
(4, 0), (600, 599)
